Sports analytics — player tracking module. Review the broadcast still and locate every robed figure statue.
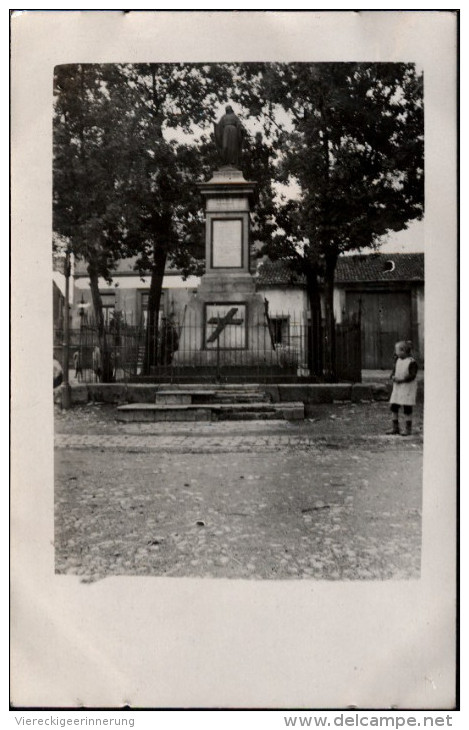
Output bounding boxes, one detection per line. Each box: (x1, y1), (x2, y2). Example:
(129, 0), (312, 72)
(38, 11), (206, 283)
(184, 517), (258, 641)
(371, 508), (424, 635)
(214, 105), (244, 168)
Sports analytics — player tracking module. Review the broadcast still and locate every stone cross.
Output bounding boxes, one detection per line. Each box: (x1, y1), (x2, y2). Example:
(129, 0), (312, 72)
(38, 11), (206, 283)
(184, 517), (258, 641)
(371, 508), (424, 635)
(206, 307), (244, 343)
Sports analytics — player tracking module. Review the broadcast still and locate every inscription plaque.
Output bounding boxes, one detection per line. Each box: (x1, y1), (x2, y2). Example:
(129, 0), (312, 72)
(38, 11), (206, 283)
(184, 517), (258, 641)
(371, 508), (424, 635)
(211, 219), (243, 268)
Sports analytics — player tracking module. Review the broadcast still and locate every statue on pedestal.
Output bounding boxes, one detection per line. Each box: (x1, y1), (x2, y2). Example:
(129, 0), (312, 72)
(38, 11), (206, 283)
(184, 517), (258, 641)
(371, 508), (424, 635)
(214, 105), (244, 168)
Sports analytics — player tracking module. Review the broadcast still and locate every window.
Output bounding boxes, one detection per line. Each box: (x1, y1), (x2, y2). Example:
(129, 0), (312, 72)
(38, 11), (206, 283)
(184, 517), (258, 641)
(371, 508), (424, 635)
(139, 291), (165, 327)
(270, 316), (290, 346)
(100, 292), (116, 325)
(140, 292), (148, 325)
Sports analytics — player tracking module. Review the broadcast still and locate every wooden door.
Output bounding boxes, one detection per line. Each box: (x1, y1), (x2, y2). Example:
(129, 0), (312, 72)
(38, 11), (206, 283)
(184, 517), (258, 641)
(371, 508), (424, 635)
(346, 291), (412, 369)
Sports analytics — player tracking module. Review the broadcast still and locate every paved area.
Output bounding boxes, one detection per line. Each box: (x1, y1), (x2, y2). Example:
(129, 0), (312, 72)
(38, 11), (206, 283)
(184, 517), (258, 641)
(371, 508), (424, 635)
(54, 431), (421, 453)
(56, 432), (314, 452)
(54, 402), (423, 582)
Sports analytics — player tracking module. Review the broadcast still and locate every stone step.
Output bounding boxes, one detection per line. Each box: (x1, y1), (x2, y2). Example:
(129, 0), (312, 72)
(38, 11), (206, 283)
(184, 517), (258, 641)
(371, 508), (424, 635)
(218, 410), (282, 421)
(216, 403), (303, 421)
(212, 393), (270, 403)
(155, 389), (270, 405)
(156, 383), (263, 392)
(116, 402), (304, 422)
(155, 391), (216, 405)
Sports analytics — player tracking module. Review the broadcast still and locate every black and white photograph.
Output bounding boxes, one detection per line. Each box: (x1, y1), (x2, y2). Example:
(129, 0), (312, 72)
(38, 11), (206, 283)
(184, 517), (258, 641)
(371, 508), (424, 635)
(11, 10), (458, 713)
(52, 60), (425, 582)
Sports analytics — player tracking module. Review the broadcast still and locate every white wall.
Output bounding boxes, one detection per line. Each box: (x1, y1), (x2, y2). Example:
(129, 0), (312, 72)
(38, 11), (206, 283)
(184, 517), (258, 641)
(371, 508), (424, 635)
(260, 287), (307, 319)
(72, 275), (200, 327)
(333, 289), (346, 323)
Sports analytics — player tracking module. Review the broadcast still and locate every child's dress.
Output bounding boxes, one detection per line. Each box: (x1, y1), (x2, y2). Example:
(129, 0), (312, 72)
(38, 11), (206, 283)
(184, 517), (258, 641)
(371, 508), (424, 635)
(390, 357), (418, 406)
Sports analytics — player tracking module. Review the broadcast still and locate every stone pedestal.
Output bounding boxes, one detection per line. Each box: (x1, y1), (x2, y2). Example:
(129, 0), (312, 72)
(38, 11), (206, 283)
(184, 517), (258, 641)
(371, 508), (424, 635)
(173, 167), (276, 367)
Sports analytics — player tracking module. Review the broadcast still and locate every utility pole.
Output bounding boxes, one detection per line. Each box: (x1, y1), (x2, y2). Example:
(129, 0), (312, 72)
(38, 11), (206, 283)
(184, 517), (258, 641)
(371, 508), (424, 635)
(61, 248), (72, 409)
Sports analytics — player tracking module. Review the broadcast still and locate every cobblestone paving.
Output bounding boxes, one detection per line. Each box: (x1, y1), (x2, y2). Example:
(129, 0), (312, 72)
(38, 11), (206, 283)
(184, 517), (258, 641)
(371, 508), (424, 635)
(55, 431), (421, 453)
(55, 433), (302, 452)
(55, 402), (423, 583)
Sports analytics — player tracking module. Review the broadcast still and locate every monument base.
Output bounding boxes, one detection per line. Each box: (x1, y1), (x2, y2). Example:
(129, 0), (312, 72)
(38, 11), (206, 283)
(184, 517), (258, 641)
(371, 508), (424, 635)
(173, 273), (277, 367)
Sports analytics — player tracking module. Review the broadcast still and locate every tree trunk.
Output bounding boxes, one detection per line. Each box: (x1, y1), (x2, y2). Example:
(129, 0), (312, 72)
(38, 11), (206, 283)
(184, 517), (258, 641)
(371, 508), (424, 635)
(143, 243), (168, 375)
(88, 264), (113, 382)
(319, 99), (337, 382)
(88, 266), (104, 334)
(323, 253), (338, 382)
(305, 266), (323, 378)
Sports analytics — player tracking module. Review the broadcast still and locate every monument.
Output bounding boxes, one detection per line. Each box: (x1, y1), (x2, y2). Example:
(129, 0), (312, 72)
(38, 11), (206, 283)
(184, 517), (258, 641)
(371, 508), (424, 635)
(173, 106), (275, 372)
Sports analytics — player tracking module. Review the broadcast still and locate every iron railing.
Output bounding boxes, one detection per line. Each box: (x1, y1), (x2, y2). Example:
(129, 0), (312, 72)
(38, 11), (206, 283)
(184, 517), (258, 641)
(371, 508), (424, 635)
(54, 311), (361, 384)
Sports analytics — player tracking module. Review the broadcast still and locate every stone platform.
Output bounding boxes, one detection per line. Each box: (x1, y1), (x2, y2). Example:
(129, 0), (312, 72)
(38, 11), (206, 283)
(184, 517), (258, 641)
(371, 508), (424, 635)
(59, 380), (415, 408)
(116, 402), (305, 422)
(116, 384), (304, 422)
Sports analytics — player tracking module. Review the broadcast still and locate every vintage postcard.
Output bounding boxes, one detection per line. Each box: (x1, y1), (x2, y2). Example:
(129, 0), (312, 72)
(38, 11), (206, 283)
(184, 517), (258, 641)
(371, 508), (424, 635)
(11, 10), (458, 711)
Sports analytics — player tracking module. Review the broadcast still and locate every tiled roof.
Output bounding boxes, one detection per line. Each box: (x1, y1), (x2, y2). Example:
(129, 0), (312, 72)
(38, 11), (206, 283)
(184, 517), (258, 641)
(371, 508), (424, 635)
(335, 253), (424, 283)
(255, 258), (306, 286)
(256, 253), (424, 286)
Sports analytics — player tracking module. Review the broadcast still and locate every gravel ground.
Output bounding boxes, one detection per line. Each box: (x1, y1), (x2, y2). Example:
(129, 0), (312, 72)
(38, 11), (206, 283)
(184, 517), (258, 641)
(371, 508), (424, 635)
(54, 401), (423, 582)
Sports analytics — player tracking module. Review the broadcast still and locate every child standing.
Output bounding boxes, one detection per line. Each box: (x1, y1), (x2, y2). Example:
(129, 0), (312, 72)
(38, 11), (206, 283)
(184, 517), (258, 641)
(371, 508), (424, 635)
(387, 340), (418, 436)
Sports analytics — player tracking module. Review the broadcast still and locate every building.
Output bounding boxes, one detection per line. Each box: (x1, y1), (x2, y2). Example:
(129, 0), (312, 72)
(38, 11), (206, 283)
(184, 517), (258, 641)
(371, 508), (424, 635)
(68, 252), (424, 371)
(334, 253), (424, 368)
(254, 253), (424, 368)
(71, 257), (200, 328)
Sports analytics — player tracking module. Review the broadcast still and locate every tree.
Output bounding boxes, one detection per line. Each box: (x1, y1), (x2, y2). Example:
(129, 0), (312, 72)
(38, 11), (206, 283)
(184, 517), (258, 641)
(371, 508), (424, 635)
(54, 64), (139, 380)
(113, 63), (237, 373)
(226, 63), (325, 375)
(54, 63), (421, 382)
(53, 63), (234, 376)
(238, 63), (424, 379)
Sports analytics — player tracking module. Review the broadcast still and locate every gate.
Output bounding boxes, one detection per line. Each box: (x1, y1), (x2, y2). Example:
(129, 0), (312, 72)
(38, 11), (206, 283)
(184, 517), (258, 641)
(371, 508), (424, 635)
(346, 290), (412, 369)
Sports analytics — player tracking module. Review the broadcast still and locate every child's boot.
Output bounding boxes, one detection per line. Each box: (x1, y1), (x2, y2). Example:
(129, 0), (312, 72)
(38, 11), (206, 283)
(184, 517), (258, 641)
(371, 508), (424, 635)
(386, 418), (400, 435)
(402, 420), (412, 436)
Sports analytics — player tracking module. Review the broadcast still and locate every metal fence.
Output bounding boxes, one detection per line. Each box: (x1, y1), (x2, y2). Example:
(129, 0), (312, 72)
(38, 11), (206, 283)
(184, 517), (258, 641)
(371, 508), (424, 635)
(54, 324), (145, 383)
(54, 311), (361, 384)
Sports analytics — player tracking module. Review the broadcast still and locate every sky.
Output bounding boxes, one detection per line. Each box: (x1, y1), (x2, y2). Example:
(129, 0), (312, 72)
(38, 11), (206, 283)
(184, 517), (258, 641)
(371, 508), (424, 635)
(370, 218), (424, 254)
